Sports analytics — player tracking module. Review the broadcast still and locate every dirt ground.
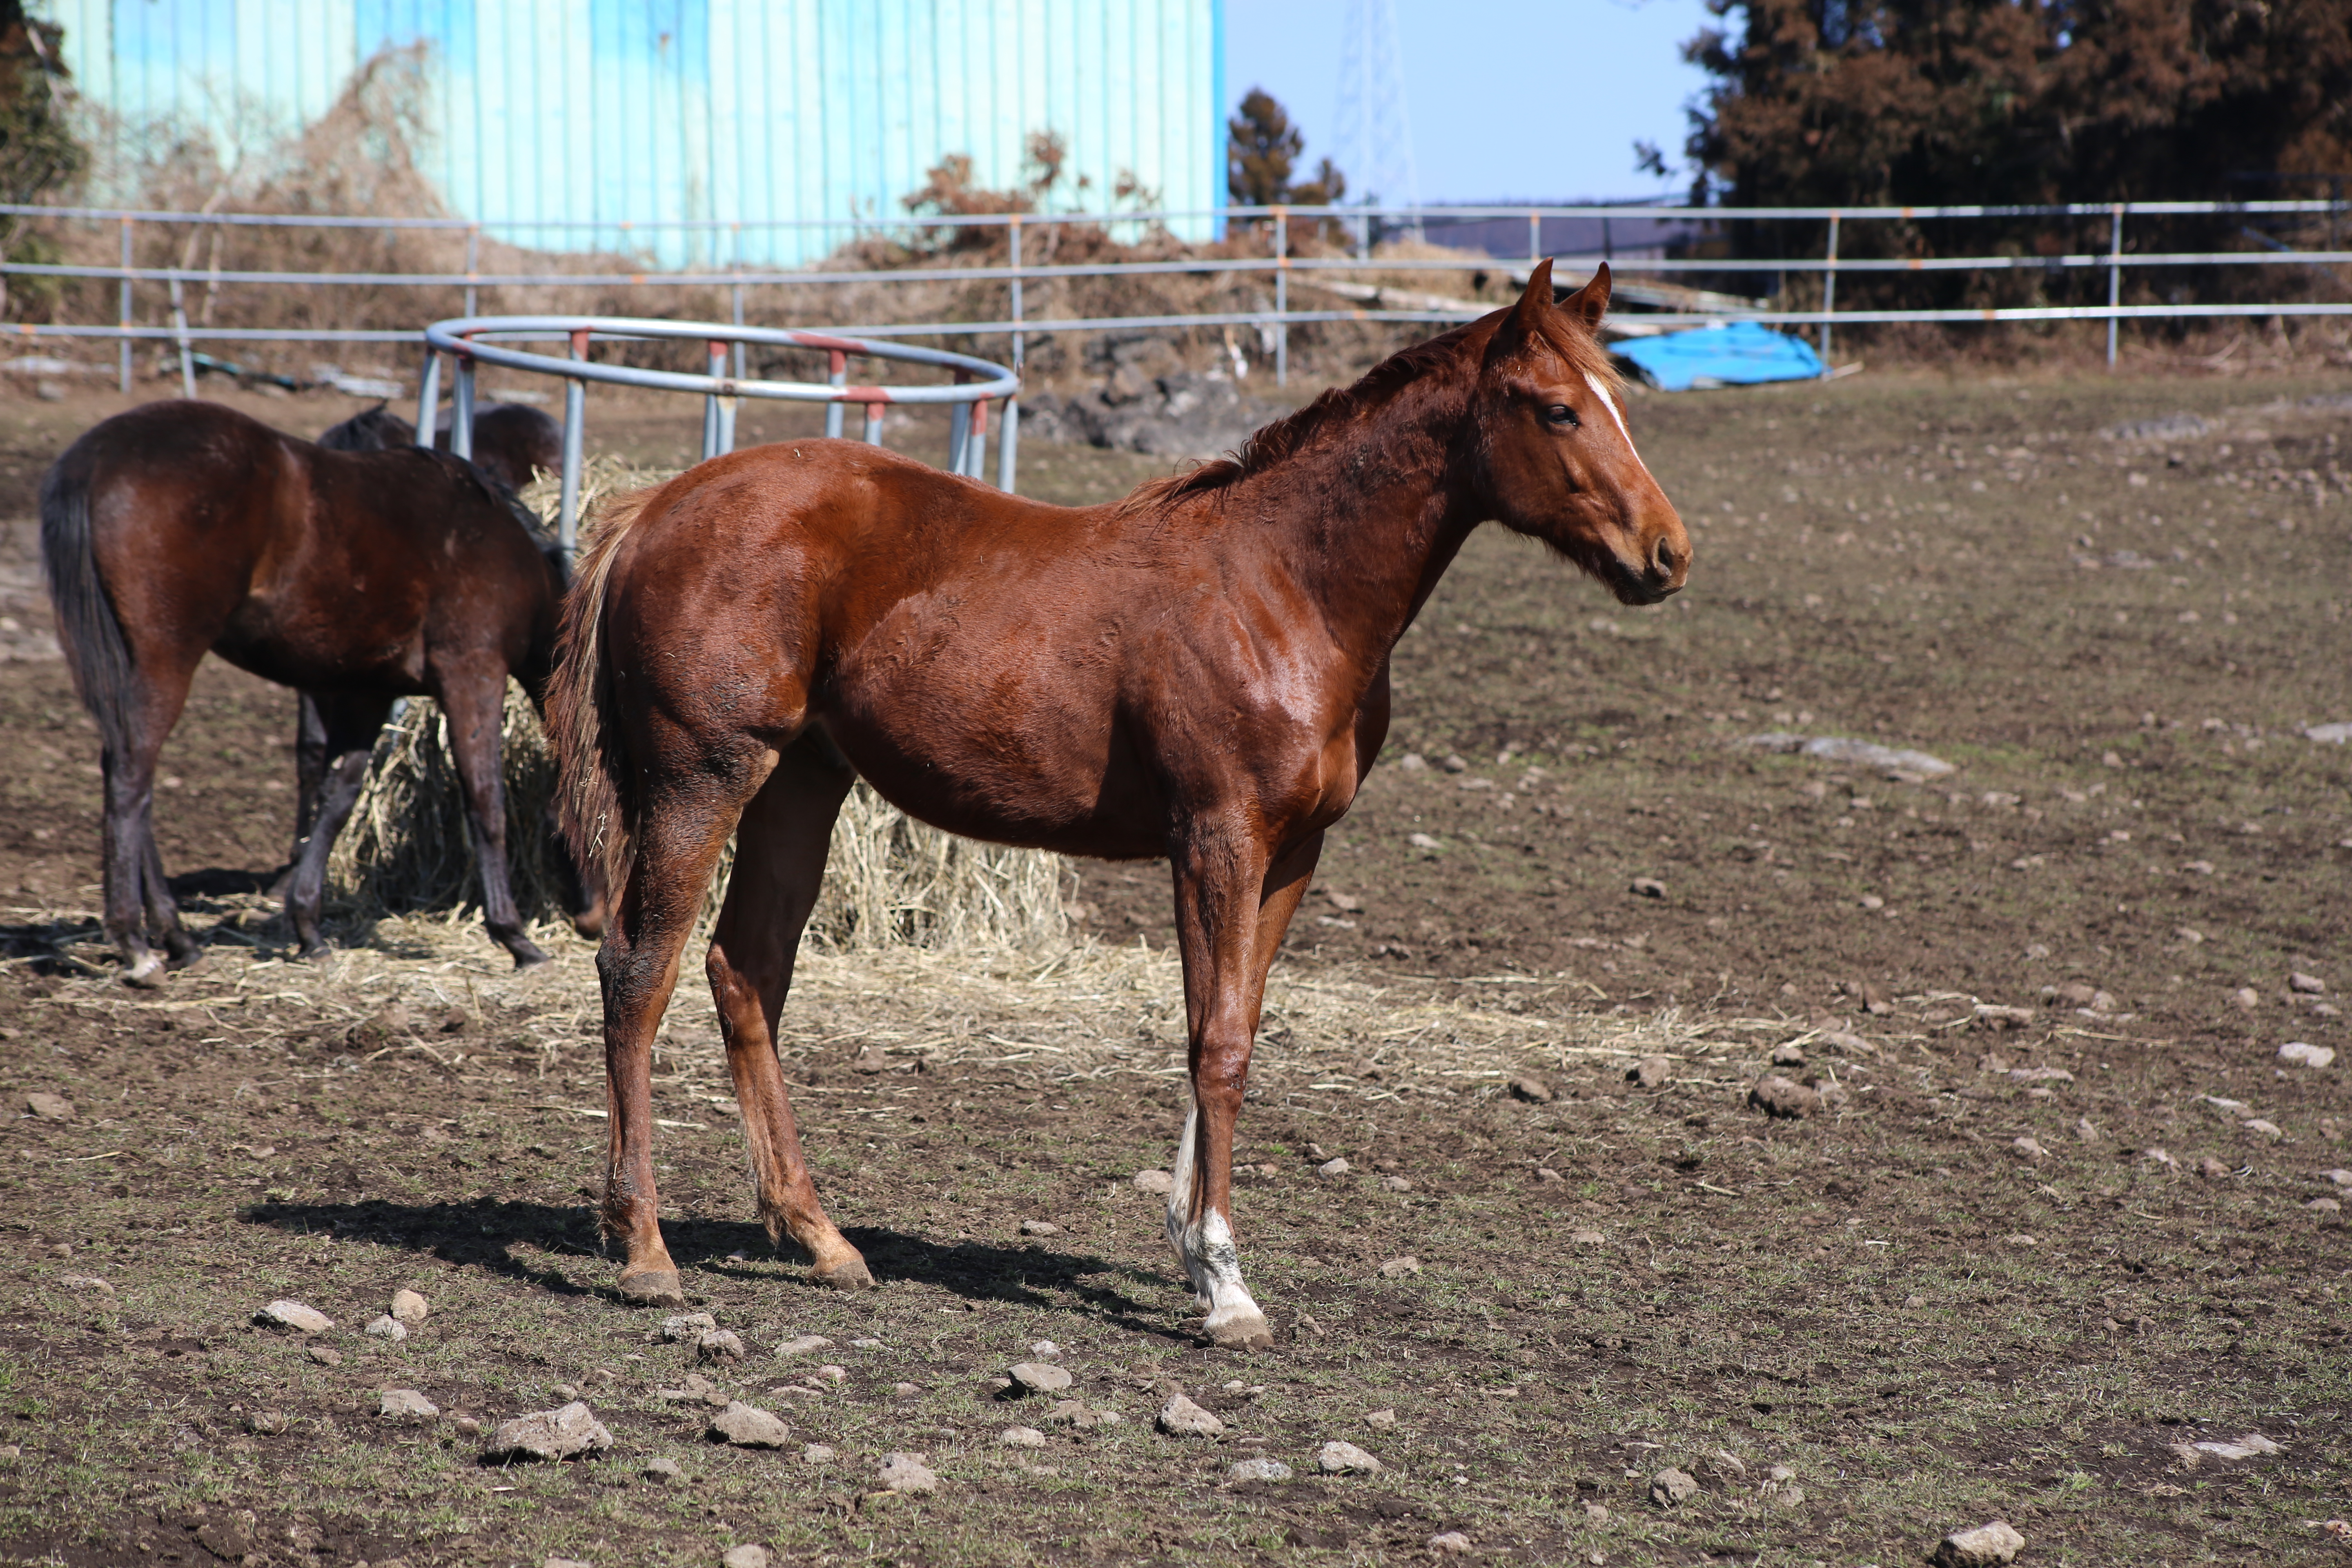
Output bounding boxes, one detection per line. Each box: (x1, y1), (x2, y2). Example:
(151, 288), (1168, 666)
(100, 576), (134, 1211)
(1, 362), (2348, 1567)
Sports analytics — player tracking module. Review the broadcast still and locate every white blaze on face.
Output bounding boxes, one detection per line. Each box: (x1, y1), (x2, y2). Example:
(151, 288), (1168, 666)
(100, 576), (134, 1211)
(1583, 369), (1655, 480)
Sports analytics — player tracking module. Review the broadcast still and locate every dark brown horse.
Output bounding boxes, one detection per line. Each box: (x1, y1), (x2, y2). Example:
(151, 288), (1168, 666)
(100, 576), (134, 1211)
(42, 400), (570, 983)
(318, 399), (561, 494)
(550, 264), (1689, 1341)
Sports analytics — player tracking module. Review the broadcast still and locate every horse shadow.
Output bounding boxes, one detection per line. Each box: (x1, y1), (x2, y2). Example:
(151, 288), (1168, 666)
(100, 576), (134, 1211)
(243, 1197), (1181, 1335)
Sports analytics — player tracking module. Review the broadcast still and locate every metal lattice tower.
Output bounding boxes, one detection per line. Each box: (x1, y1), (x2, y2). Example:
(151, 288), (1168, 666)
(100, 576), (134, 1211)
(1332, 0), (1421, 249)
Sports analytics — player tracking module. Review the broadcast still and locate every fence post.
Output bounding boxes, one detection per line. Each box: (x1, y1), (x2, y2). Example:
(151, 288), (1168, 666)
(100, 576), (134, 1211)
(948, 370), (972, 474)
(1820, 211), (1840, 365)
(450, 349), (475, 458)
(2106, 204), (2124, 370)
(463, 224), (479, 319)
(1273, 206), (1289, 388)
(702, 339), (724, 460)
(414, 350), (441, 445)
(1000, 215), (1022, 491)
(967, 388), (987, 480)
(863, 401), (885, 445)
(558, 328), (589, 575)
(825, 349), (847, 439)
(1528, 210), (1541, 265)
(167, 274), (195, 399)
(731, 222), (746, 379)
(116, 217), (132, 393)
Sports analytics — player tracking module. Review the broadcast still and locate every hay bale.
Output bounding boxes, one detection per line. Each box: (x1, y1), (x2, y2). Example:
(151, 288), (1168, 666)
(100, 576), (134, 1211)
(336, 457), (1071, 953)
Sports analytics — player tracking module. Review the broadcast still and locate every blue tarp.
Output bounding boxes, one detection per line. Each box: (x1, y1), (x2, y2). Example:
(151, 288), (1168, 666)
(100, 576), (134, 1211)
(1614, 322), (1826, 392)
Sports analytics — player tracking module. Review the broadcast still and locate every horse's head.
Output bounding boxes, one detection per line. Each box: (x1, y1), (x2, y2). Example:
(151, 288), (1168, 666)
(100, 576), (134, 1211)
(1473, 260), (1690, 605)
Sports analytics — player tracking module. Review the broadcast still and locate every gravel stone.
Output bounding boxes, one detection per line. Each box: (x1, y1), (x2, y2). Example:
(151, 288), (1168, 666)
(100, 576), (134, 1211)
(1770, 1042), (1807, 1067)
(2242, 1118), (2283, 1139)
(1628, 1055), (1673, 1089)
(878, 1452), (938, 1493)
(1379, 1256), (1421, 1278)
(1629, 877), (1666, 899)
(1157, 1394), (1225, 1437)
(378, 1389), (438, 1421)
(802, 1443), (835, 1463)
(643, 1456), (682, 1481)
(59, 1274), (112, 1294)
(389, 1289), (428, 1325)
(1317, 1156), (1351, 1178)
(1020, 1219), (1061, 1236)
(307, 1344), (343, 1366)
(661, 1312), (717, 1342)
(1748, 1075), (1818, 1119)
(365, 1315), (408, 1342)
(1229, 1457), (1293, 1482)
(1007, 1361), (1072, 1395)
(2289, 972), (2327, 994)
(1649, 1467), (1699, 1505)
(999, 1425), (1046, 1448)
(1931, 1520), (2026, 1568)
(1365, 1409), (1397, 1429)
(2012, 1137), (2046, 1159)
(708, 1402), (791, 1448)
(721, 1546), (769, 1568)
(2279, 1042), (2335, 1069)
(1507, 1075), (1555, 1103)
(24, 1093), (72, 1120)
(483, 1402), (613, 1462)
(257, 1300), (334, 1335)
(2199, 1156), (2234, 1180)
(776, 1334), (834, 1356)
(1571, 1227), (1606, 1246)
(245, 1410), (290, 1436)
(1317, 1439), (1383, 1474)
(1382, 1174), (1413, 1191)
(1132, 1169), (1174, 1194)
(1428, 1532), (1473, 1555)
(697, 1329), (747, 1364)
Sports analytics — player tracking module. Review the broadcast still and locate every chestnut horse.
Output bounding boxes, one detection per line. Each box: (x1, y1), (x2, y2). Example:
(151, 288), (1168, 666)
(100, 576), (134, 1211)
(42, 400), (570, 983)
(550, 263), (1689, 1343)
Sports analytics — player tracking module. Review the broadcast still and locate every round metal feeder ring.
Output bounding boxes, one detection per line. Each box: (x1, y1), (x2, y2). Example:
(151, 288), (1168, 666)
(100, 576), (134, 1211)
(417, 314), (1021, 566)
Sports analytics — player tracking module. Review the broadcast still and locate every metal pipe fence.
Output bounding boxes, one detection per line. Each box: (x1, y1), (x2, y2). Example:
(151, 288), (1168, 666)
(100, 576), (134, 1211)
(2, 198), (2346, 390)
(419, 316), (1016, 561)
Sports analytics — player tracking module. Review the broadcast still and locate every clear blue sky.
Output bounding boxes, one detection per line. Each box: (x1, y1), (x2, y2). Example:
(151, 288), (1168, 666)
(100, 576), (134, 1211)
(1224, 0), (1719, 203)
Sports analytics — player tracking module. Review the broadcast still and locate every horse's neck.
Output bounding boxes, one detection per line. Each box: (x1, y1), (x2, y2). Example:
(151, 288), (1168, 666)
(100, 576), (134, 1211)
(1229, 380), (1478, 653)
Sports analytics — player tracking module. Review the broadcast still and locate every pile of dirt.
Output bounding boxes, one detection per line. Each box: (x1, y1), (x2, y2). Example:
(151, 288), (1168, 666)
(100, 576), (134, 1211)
(1020, 333), (1288, 459)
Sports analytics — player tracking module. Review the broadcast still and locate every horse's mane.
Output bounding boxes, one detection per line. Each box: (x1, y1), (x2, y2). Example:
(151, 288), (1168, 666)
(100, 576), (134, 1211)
(1125, 292), (1621, 512)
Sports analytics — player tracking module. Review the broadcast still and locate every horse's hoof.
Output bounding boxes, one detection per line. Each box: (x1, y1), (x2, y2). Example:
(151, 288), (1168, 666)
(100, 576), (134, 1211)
(1206, 1310), (1275, 1351)
(508, 940), (553, 970)
(297, 943), (332, 963)
(811, 1254), (874, 1290)
(617, 1269), (686, 1307)
(121, 955), (167, 989)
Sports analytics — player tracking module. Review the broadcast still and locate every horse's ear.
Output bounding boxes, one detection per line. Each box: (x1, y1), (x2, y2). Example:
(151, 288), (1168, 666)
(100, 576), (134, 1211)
(1557, 261), (1613, 333)
(1492, 258), (1556, 356)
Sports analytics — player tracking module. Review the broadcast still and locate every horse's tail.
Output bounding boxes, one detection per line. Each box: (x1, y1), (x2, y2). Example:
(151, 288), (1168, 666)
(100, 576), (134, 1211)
(548, 486), (657, 905)
(38, 455), (136, 768)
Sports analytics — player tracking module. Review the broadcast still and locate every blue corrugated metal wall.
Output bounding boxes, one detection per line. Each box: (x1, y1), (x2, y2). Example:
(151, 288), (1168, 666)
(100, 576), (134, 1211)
(35, 0), (1223, 263)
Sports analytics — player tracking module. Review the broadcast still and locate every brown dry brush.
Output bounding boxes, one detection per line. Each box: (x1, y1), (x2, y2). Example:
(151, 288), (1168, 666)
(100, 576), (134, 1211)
(329, 458), (1069, 956)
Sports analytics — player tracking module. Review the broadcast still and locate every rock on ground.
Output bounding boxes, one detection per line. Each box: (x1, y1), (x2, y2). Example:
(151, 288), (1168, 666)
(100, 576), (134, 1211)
(365, 1315), (408, 1342)
(1507, 1075), (1555, 1103)
(483, 1402), (613, 1463)
(1157, 1395), (1225, 1438)
(24, 1093), (72, 1120)
(245, 1410), (290, 1436)
(1428, 1532), (1473, 1555)
(1132, 1169), (1174, 1194)
(708, 1402), (791, 1449)
(1020, 1218), (1061, 1236)
(1748, 1076), (1818, 1119)
(1379, 1256), (1420, 1278)
(59, 1274), (112, 1294)
(1365, 1409), (1397, 1430)
(1007, 1361), (1071, 1395)
(1318, 1440), (1382, 1474)
(1317, 1157), (1351, 1177)
(256, 1300), (334, 1335)
(662, 1312), (718, 1343)
(878, 1452), (938, 1493)
(777, 1334), (833, 1356)
(1932, 1520), (2026, 1568)
(697, 1329), (747, 1363)
(802, 1443), (835, 1463)
(721, 1546), (769, 1568)
(1649, 1468), (1699, 1505)
(2279, 1042), (2335, 1069)
(643, 1456), (682, 1481)
(1229, 1457), (1293, 1482)
(389, 1289), (428, 1325)
(999, 1426), (1046, 1448)
(378, 1389), (437, 1420)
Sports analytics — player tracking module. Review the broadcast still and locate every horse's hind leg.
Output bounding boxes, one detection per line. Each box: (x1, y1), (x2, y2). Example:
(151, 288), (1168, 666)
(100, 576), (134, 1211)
(439, 672), (549, 968)
(268, 693), (328, 900)
(705, 732), (870, 1288)
(598, 769), (755, 1307)
(283, 693), (392, 960)
(98, 659), (199, 986)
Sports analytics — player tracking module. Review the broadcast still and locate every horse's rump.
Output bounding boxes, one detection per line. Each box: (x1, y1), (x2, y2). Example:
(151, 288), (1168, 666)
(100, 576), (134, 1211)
(37, 452), (135, 762)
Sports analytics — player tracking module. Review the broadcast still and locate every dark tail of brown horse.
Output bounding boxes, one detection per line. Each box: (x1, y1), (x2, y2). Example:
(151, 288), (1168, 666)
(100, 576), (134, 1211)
(549, 486), (658, 902)
(38, 458), (137, 778)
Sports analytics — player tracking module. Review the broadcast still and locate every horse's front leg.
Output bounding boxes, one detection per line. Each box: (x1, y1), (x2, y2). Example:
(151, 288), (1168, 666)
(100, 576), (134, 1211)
(1165, 825), (1323, 1351)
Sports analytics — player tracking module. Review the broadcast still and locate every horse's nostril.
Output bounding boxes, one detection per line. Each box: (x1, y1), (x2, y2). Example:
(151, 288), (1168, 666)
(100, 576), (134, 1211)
(1653, 539), (1682, 575)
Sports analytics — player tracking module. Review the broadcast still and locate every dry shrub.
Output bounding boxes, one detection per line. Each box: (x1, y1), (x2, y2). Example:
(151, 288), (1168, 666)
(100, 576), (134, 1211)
(333, 457), (1070, 955)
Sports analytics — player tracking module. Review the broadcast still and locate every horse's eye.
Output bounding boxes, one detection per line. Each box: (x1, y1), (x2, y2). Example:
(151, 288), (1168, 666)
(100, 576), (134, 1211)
(1547, 403), (1580, 428)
